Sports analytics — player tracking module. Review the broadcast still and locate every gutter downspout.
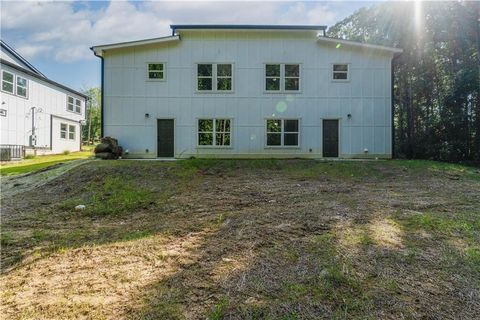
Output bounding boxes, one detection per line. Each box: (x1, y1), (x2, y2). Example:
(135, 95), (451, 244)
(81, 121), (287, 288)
(91, 48), (104, 138)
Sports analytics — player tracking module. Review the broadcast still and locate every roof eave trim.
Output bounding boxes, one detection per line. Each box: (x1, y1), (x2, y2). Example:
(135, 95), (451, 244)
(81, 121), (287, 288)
(90, 35), (180, 56)
(171, 24), (328, 34)
(317, 36), (403, 54)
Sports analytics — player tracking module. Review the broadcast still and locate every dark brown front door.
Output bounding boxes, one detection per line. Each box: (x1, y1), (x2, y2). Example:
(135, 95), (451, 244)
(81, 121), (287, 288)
(157, 119), (174, 157)
(322, 120), (339, 157)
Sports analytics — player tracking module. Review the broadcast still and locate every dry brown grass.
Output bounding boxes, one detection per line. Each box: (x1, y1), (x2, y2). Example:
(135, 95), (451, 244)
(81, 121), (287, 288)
(1, 159), (479, 319)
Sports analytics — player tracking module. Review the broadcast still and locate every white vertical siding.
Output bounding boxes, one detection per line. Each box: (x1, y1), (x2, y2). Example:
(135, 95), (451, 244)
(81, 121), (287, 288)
(103, 30), (394, 158)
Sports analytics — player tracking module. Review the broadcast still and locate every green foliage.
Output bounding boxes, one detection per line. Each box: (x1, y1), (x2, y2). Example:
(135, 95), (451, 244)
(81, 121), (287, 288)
(62, 150), (70, 155)
(24, 154), (35, 159)
(329, 1), (480, 164)
(60, 176), (156, 216)
(208, 297), (230, 320)
(81, 87), (101, 144)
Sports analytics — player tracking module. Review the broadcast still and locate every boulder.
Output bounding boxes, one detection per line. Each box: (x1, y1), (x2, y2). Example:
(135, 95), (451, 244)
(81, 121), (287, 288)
(94, 136), (122, 159)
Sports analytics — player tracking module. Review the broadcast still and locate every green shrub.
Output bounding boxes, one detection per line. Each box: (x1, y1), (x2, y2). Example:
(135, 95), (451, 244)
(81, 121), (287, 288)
(63, 150), (71, 155)
(24, 154), (35, 159)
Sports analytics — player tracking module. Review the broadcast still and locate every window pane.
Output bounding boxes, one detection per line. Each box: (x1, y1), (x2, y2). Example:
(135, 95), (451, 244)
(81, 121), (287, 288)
(17, 87), (27, 97)
(17, 77), (27, 87)
(199, 133), (213, 145)
(285, 64), (299, 77)
(333, 72), (348, 80)
(61, 124), (67, 130)
(265, 77), (280, 91)
(68, 104), (74, 111)
(149, 71), (163, 79)
(69, 132), (75, 140)
(68, 96), (74, 103)
(60, 132), (66, 139)
(198, 119), (213, 132)
(333, 64), (348, 72)
(217, 64), (232, 77)
(285, 78), (299, 91)
(215, 119), (231, 132)
(284, 133), (298, 146)
(75, 106), (81, 113)
(216, 133), (231, 146)
(75, 99), (81, 106)
(2, 82), (13, 93)
(217, 78), (232, 91)
(284, 120), (299, 132)
(197, 64), (212, 76)
(266, 64), (280, 77)
(267, 119), (281, 132)
(267, 133), (281, 146)
(148, 63), (163, 71)
(2, 72), (13, 82)
(69, 125), (75, 132)
(198, 78), (212, 90)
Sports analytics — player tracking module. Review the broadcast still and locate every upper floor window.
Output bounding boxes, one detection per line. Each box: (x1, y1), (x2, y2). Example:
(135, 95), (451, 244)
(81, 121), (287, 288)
(198, 118), (231, 146)
(265, 64), (300, 92)
(16, 76), (28, 98)
(266, 119), (299, 147)
(2, 71), (14, 94)
(67, 96), (82, 114)
(147, 63), (165, 80)
(197, 63), (233, 92)
(333, 64), (349, 81)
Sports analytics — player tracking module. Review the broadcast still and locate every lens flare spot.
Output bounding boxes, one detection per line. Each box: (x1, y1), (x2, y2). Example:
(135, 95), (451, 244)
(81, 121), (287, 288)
(336, 43), (341, 49)
(275, 101), (288, 113)
(250, 134), (256, 141)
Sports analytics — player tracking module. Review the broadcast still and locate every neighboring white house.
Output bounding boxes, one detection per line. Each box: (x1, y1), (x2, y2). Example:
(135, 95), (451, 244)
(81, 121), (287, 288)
(0, 40), (86, 157)
(91, 25), (402, 159)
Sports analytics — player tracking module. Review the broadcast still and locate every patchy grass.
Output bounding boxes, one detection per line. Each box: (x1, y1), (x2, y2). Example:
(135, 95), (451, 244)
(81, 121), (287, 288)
(0, 150), (92, 176)
(1, 159), (479, 319)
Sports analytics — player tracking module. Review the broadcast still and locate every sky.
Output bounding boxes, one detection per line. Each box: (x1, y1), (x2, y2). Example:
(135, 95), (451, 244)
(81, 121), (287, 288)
(1, 0), (380, 91)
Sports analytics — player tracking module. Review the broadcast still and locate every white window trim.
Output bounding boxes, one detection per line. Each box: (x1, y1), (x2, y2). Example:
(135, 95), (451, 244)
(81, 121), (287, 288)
(60, 123), (68, 140)
(332, 63), (350, 82)
(196, 118), (233, 148)
(264, 118), (301, 148)
(67, 96), (82, 114)
(264, 63), (302, 94)
(1, 70), (15, 95)
(146, 62), (166, 81)
(68, 124), (76, 140)
(195, 63), (234, 93)
(16, 75), (28, 98)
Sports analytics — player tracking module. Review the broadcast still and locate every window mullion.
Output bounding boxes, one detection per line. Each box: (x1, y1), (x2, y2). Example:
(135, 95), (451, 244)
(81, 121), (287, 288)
(280, 64), (284, 92)
(213, 64), (217, 92)
(213, 118), (217, 146)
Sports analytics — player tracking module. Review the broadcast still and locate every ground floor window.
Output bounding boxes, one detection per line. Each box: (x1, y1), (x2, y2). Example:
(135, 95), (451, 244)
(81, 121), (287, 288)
(60, 123), (76, 140)
(266, 119), (299, 147)
(198, 119), (231, 146)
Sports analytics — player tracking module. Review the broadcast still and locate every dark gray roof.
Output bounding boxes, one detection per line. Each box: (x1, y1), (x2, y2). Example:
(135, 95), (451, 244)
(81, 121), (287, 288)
(170, 24), (327, 35)
(0, 40), (46, 77)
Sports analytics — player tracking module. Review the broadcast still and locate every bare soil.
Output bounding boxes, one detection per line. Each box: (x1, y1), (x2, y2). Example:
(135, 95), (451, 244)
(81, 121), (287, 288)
(1, 159), (479, 319)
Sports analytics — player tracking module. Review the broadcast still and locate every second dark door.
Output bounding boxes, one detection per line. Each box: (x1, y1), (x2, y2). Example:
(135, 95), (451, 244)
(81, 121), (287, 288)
(157, 119), (174, 157)
(322, 119), (339, 157)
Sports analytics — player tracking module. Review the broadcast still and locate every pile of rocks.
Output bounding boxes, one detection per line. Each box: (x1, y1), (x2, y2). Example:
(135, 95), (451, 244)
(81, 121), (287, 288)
(94, 137), (123, 159)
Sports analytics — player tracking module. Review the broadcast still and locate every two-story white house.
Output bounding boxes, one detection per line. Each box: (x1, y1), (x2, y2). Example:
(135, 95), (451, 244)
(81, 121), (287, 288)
(0, 40), (86, 158)
(91, 25), (402, 159)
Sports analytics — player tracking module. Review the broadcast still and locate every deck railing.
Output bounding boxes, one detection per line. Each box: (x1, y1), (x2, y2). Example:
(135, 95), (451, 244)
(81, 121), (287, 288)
(0, 145), (25, 161)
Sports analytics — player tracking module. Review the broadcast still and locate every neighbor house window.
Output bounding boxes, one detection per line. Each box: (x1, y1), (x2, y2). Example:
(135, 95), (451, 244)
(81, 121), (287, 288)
(197, 63), (233, 92)
(16, 76), (27, 98)
(68, 125), (76, 140)
(67, 96), (82, 114)
(266, 119), (299, 147)
(333, 64), (349, 80)
(2, 71), (14, 94)
(198, 119), (231, 146)
(265, 64), (300, 92)
(147, 63), (165, 80)
(60, 123), (67, 139)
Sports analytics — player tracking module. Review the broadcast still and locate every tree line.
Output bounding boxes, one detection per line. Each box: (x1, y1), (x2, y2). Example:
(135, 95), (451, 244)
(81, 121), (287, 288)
(328, 1), (479, 164)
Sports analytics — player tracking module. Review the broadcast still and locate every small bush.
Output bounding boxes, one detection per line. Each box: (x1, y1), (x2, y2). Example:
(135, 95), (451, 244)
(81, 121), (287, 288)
(24, 154), (35, 159)
(63, 150), (71, 155)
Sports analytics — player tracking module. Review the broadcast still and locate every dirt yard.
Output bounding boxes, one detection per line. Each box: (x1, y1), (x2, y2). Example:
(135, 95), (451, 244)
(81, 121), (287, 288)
(1, 159), (479, 319)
